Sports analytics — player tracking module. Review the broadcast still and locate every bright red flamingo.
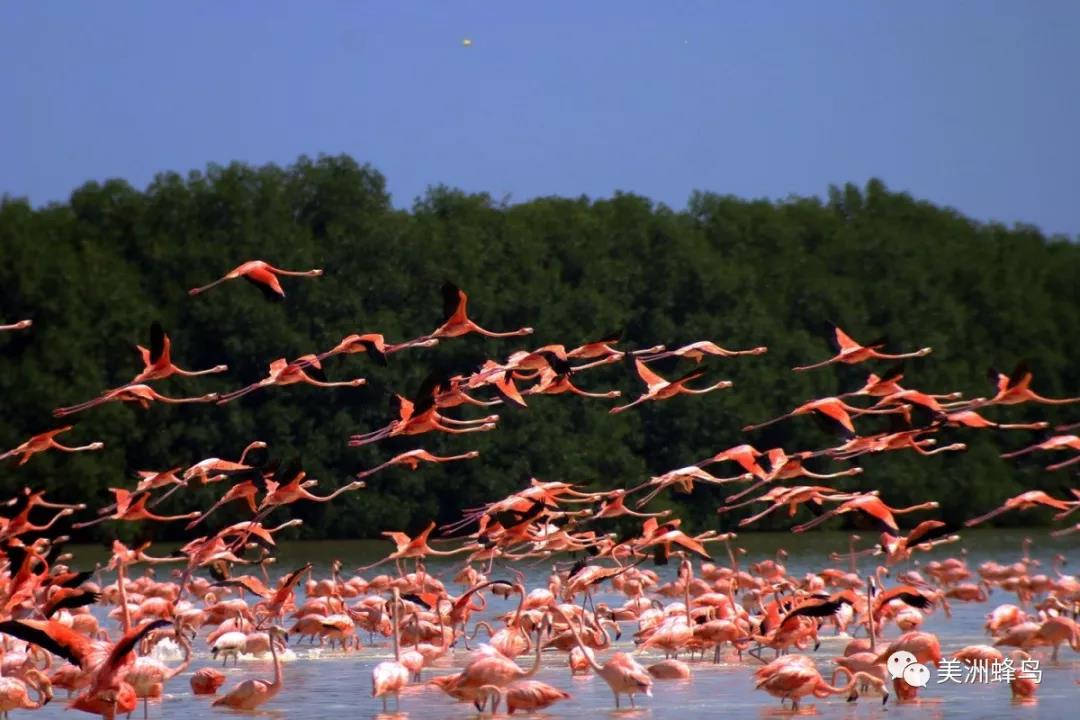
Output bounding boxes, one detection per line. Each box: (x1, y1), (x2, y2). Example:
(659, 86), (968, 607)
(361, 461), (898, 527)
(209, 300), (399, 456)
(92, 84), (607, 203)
(980, 364), (1080, 406)
(188, 260), (322, 300)
(743, 397), (906, 433)
(792, 494), (939, 533)
(794, 324), (931, 372)
(72, 489), (201, 528)
(610, 360), (731, 414)
(426, 281), (533, 339)
(355, 448), (480, 480)
(54, 384), (218, 417)
(964, 490), (1074, 527)
(0, 426), (103, 466)
(316, 332), (438, 365)
(128, 321), (227, 384)
(639, 340), (767, 362)
(0, 319), (31, 332)
(217, 355), (365, 403)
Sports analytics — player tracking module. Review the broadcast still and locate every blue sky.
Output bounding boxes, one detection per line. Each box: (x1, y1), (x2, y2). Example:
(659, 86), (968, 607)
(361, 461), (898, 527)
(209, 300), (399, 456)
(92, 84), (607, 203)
(3, 1), (1078, 235)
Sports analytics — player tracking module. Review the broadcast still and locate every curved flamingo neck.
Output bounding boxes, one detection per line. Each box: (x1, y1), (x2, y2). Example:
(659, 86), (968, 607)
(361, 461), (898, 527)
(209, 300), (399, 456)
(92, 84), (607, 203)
(551, 606), (604, 673)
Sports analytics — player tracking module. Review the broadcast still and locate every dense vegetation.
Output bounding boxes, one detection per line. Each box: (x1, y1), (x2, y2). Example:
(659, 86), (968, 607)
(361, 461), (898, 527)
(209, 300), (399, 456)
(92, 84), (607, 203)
(1, 155), (1077, 543)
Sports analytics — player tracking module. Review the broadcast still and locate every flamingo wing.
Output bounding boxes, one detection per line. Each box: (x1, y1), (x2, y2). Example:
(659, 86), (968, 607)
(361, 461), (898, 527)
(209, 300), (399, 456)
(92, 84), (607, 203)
(441, 281), (468, 323)
(633, 359), (668, 389)
(0, 619), (95, 668)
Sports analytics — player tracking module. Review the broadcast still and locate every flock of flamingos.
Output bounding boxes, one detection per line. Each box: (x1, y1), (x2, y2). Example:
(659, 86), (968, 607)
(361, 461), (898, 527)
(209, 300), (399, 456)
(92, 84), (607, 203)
(0, 258), (1078, 718)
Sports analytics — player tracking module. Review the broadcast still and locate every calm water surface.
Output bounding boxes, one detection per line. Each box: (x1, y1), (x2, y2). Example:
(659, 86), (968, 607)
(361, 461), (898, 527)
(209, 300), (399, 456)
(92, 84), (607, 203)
(26, 530), (1080, 719)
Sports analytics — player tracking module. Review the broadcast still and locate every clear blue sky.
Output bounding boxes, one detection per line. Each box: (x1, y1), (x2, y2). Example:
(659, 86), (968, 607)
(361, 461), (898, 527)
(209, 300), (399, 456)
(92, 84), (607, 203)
(3, 1), (1079, 235)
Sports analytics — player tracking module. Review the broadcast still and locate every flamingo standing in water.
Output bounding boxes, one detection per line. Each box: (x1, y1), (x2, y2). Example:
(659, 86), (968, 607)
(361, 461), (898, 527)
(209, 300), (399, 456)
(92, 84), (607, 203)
(476, 681), (571, 715)
(188, 260), (322, 300)
(54, 384), (219, 417)
(0, 426), (103, 466)
(755, 660), (887, 711)
(0, 319), (31, 331)
(371, 588), (411, 712)
(551, 606), (653, 709)
(426, 282), (533, 340)
(0, 669), (52, 714)
(212, 626), (287, 710)
(610, 359), (731, 414)
(794, 324), (932, 372)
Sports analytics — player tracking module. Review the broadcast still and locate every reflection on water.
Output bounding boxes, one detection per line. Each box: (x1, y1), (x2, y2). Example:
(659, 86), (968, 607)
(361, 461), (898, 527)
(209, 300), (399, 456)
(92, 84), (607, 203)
(25, 529), (1080, 718)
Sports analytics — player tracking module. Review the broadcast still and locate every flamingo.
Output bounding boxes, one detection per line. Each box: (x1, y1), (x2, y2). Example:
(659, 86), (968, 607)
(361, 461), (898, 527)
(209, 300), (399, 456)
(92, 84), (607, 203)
(355, 449), (480, 480)
(944, 410), (1049, 431)
(755, 658), (887, 710)
(72, 490), (201, 529)
(128, 321), (227, 384)
(372, 589), (412, 711)
(217, 355), (365, 404)
(610, 359), (731, 414)
(0, 426), (103, 466)
(317, 332), (438, 365)
(639, 340), (767, 362)
(190, 668), (225, 695)
(476, 681), (571, 714)
(0, 669), (52, 715)
(1002, 435), (1080, 471)
(188, 259), (322, 300)
(212, 626), (287, 710)
(743, 396), (906, 433)
(54, 384), (218, 417)
(979, 364), (1080, 406)
(0, 319), (32, 331)
(427, 281), (533, 339)
(551, 606), (653, 708)
(964, 491), (1074, 527)
(792, 495), (939, 533)
(794, 324), (931, 372)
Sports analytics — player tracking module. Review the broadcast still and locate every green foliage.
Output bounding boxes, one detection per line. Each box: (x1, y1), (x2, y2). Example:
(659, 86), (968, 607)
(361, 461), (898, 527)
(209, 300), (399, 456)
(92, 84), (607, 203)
(1, 157), (1077, 542)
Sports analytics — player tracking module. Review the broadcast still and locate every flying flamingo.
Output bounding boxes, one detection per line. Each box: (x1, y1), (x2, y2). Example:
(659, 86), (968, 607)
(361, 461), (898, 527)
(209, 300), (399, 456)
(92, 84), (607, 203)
(979, 364), (1080, 407)
(185, 479), (260, 529)
(794, 324), (931, 372)
(426, 281), (533, 340)
(316, 332), (438, 365)
(523, 366), (621, 399)
(944, 410), (1049, 431)
(610, 359), (731, 414)
(0, 319), (31, 332)
(1000, 434), (1080, 471)
(371, 588), (411, 712)
(54, 384), (218, 417)
(964, 491), (1074, 527)
(355, 449), (480, 480)
(792, 495), (940, 533)
(0, 426), (103, 466)
(359, 521), (475, 572)
(212, 626), (287, 710)
(638, 340), (767, 362)
(72, 489), (201, 528)
(217, 355), (365, 404)
(188, 260), (322, 300)
(629, 466), (754, 508)
(128, 321), (227, 384)
(743, 397), (907, 434)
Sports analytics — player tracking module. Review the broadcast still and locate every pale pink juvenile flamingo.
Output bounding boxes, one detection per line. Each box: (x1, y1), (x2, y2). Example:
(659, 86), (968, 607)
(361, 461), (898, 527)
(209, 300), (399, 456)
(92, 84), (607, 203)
(611, 359), (731, 414)
(212, 627), (287, 710)
(794, 324), (931, 372)
(0, 426), (103, 465)
(189, 259), (322, 299)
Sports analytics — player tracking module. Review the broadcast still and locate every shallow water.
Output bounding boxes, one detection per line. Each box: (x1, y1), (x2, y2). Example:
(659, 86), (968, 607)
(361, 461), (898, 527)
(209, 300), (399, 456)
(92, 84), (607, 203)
(24, 529), (1080, 718)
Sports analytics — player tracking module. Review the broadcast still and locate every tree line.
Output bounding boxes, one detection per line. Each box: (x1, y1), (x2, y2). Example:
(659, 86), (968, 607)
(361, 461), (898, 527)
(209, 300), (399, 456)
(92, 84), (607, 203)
(1, 155), (1076, 543)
